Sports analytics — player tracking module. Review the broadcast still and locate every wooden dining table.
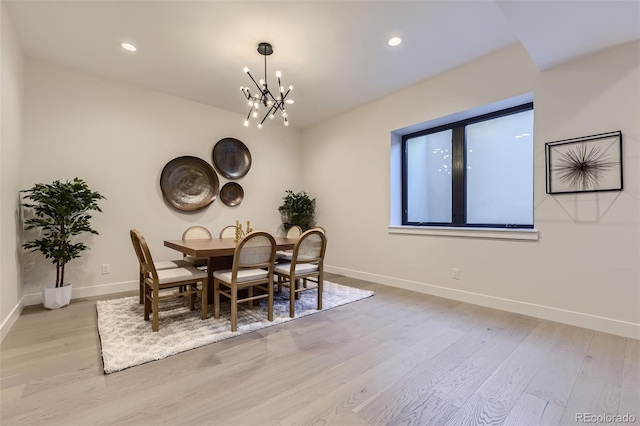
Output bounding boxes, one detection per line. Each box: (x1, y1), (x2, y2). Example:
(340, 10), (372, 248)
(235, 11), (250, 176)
(164, 237), (297, 303)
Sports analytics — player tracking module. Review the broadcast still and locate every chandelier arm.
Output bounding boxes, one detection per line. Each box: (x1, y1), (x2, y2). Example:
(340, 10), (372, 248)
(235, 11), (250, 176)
(245, 71), (263, 94)
(259, 105), (278, 126)
(246, 106), (254, 121)
(274, 100), (285, 112)
(277, 76), (284, 97)
(276, 89), (292, 111)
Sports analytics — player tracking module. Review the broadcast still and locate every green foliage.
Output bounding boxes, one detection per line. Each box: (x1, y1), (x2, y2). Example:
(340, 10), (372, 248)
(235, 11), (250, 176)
(22, 178), (105, 287)
(278, 190), (316, 232)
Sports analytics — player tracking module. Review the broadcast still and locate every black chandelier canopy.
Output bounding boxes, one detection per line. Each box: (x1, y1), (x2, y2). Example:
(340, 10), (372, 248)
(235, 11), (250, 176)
(240, 42), (293, 128)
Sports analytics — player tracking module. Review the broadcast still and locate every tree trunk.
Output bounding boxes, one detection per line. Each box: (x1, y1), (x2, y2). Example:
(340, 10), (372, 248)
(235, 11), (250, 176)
(60, 263), (65, 288)
(55, 262), (60, 287)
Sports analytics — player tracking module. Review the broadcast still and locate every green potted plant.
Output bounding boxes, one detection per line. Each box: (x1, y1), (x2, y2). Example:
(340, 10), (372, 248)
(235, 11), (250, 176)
(22, 178), (105, 309)
(278, 190), (316, 231)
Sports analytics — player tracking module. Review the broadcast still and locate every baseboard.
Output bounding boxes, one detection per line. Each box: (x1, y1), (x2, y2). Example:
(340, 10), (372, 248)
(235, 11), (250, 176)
(326, 265), (640, 340)
(23, 280), (138, 306)
(0, 296), (25, 344)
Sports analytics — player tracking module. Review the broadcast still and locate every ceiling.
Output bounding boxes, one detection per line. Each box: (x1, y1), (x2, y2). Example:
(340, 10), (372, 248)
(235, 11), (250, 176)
(4, 1), (640, 129)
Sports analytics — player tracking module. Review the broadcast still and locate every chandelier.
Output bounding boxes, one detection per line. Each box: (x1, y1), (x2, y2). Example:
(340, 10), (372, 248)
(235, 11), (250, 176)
(240, 42), (293, 128)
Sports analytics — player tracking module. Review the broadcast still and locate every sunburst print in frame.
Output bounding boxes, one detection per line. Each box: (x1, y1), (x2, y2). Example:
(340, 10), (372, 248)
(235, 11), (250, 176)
(545, 131), (622, 194)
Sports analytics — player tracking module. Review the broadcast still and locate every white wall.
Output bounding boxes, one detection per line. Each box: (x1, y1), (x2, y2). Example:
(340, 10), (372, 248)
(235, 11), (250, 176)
(21, 58), (302, 301)
(0, 4), (25, 341)
(302, 42), (640, 338)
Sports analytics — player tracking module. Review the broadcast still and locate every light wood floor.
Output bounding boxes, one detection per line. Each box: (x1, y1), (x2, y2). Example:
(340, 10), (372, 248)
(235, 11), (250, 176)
(1, 274), (638, 425)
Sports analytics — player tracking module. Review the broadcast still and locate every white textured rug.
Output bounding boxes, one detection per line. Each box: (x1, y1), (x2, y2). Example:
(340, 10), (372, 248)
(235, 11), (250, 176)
(96, 281), (373, 374)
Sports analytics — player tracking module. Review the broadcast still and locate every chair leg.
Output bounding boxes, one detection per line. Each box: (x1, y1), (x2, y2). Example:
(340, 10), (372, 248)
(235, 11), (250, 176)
(213, 279), (220, 319)
(201, 279), (208, 320)
(318, 272), (323, 310)
(289, 276), (295, 318)
(152, 287), (160, 332)
(189, 283), (195, 311)
(248, 287), (254, 308)
(231, 285), (238, 332)
(143, 281), (151, 321)
(268, 279), (274, 321)
(139, 270), (144, 304)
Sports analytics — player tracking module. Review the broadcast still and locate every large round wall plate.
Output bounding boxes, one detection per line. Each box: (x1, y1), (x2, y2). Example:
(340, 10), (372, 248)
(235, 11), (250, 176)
(160, 156), (219, 211)
(220, 182), (244, 207)
(212, 138), (252, 179)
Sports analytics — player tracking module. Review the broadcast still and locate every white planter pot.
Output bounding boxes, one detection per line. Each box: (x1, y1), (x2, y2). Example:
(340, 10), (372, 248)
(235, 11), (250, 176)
(42, 284), (73, 309)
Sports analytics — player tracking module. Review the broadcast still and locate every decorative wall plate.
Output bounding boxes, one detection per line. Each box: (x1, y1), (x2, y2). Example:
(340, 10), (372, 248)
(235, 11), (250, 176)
(219, 182), (244, 207)
(212, 138), (252, 179)
(160, 156), (219, 211)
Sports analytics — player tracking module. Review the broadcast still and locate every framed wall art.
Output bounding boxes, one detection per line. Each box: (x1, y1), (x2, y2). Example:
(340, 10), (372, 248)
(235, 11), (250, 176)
(545, 131), (622, 194)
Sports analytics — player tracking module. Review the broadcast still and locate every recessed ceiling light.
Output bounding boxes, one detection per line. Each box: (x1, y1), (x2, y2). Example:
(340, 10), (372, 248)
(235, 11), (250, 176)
(388, 37), (403, 47)
(121, 42), (137, 52)
(285, 99), (294, 104)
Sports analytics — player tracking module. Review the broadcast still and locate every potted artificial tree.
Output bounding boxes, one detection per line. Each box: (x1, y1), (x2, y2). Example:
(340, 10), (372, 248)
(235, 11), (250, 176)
(278, 190), (316, 232)
(22, 178), (105, 309)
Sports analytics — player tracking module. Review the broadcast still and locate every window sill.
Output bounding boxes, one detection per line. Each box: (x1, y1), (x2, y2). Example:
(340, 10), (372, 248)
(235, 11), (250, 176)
(388, 225), (539, 241)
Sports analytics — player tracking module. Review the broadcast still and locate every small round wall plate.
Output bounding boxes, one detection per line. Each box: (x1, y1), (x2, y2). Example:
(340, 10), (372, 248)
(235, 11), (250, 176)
(219, 182), (244, 207)
(160, 156), (219, 211)
(212, 138), (252, 180)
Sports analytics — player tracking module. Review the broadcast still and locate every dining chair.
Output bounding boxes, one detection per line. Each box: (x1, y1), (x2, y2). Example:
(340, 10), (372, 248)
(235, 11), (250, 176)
(181, 225), (212, 267)
(132, 233), (190, 304)
(213, 231), (276, 332)
(275, 225), (303, 262)
(219, 225), (245, 239)
(130, 229), (208, 332)
(273, 228), (327, 318)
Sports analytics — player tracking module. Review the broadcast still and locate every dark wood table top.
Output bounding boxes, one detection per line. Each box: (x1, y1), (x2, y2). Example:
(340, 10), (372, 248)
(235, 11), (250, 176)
(164, 237), (296, 258)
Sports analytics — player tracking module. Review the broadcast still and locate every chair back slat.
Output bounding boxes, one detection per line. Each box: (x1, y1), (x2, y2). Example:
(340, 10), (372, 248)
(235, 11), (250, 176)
(219, 225), (244, 239)
(291, 229), (327, 268)
(286, 225), (303, 239)
(233, 231), (276, 271)
(182, 225), (212, 240)
(130, 229), (159, 282)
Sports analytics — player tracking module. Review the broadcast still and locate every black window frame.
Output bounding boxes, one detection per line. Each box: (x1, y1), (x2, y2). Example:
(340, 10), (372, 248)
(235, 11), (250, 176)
(401, 102), (534, 229)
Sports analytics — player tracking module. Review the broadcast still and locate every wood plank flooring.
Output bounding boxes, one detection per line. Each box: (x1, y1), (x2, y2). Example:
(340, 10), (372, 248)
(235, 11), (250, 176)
(1, 274), (638, 425)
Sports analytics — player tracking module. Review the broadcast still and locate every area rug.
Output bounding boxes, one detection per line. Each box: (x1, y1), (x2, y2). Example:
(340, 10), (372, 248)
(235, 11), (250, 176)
(96, 281), (373, 374)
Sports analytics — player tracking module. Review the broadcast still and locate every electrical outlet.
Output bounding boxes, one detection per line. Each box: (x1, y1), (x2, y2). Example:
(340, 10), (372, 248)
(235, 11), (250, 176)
(101, 264), (111, 275)
(452, 268), (460, 280)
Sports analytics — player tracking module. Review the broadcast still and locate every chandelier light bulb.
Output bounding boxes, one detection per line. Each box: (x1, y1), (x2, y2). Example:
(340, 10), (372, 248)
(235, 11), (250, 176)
(259, 79), (265, 86)
(248, 100), (253, 107)
(121, 42), (137, 52)
(243, 67), (250, 74)
(288, 85), (294, 91)
(280, 86), (284, 92)
(284, 120), (289, 126)
(252, 111), (258, 118)
(243, 120), (249, 127)
(257, 123), (263, 129)
(270, 114), (275, 120)
(275, 70), (281, 78)
(282, 111), (288, 118)
(388, 36), (403, 47)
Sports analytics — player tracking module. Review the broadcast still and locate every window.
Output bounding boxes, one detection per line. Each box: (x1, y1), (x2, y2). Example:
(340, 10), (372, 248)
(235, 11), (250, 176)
(402, 103), (533, 228)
